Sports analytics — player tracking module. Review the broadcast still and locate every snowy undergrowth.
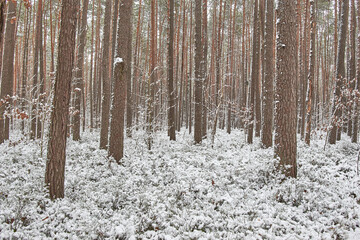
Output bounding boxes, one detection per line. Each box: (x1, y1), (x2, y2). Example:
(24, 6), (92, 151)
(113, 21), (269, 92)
(0, 129), (360, 239)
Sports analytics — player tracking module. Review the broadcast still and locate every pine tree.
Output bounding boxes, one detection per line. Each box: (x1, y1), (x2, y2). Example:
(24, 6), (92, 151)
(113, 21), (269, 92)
(329, 0), (349, 144)
(0, 1), (17, 143)
(261, 0), (274, 148)
(99, 0), (112, 149)
(168, 0), (176, 141)
(108, 0), (133, 162)
(194, 0), (203, 144)
(45, 0), (80, 199)
(275, 0), (297, 178)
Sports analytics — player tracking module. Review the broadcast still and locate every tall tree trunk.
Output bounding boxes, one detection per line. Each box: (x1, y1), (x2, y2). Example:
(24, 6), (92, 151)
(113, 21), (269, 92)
(111, 0), (120, 77)
(45, 0), (79, 199)
(202, 0), (208, 138)
(168, 0), (176, 141)
(108, 0), (133, 162)
(275, 0), (297, 178)
(126, 7), (133, 138)
(329, 0), (349, 144)
(348, 0), (356, 137)
(89, 1), (95, 130)
(352, 0), (360, 143)
(147, 0), (156, 149)
(300, 0), (310, 139)
(0, 1), (16, 143)
(30, 0), (42, 139)
(0, 0), (6, 90)
(247, 0), (260, 144)
(305, 0), (316, 146)
(194, 0), (203, 143)
(73, 0), (89, 141)
(21, 7), (30, 133)
(99, 0), (112, 149)
(261, 0), (274, 148)
(37, 2), (45, 139)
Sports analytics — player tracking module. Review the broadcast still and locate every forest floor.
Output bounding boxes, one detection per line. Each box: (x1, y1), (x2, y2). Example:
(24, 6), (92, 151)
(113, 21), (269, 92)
(1, 128), (360, 239)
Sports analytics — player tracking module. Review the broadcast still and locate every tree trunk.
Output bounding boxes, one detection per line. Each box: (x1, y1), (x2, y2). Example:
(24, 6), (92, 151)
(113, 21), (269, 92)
(108, 0), (133, 162)
(202, 0), (208, 138)
(126, 6), (133, 138)
(261, 0), (274, 148)
(167, 0), (176, 141)
(194, 0), (203, 144)
(275, 0), (297, 178)
(329, 0), (349, 144)
(99, 0), (112, 149)
(352, 0), (360, 143)
(73, 0), (89, 141)
(45, 0), (79, 200)
(247, 0), (260, 144)
(30, 0), (42, 139)
(0, 1), (16, 143)
(21, 7), (30, 133)
(305, 0), (316, 146)
(147, 0), (156, 149)
(0, 0), (6, 84)
(348, 0), (356, 137)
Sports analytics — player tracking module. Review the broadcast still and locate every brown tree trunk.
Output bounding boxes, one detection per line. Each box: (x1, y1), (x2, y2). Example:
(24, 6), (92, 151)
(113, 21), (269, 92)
(108, 0), (133, 162)
(99, 0), (112, 149)
(300, 0), (310, 139)
(0, 1), (16, 143)
(348, 0), (356, 137)
(275, 0), (297, 178)
(329, 0), (349, 144)
(89, 1), (95, 130)
(37, 2), (45, 140)
(73, 0), (89, 141)
(21, 7), (30, 133)
(261, 0), (274, 148)
(194, 0), (203, 143)
(126, 6), (133, 138)
(305, 0), (316, 146)
(202, 0), (208, 138)
(168, 0), (176, 141)
(30, 0), (42, 139)
(111, 0), (120, 77)
(147, 0), (156, 149)
(45, 0), (79, 200)
(352, 0), (360, 143)
(247, 0), (260, 144)
(0, 0), (5, 84)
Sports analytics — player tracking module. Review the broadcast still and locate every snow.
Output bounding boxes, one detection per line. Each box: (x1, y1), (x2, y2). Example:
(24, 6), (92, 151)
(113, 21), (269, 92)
(0, 129), (360, 239)
(114, 57), (123, 65)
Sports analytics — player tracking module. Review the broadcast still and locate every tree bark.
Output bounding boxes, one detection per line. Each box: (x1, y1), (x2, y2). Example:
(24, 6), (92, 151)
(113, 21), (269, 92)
(45, 0), (79, 199)
(0, 0), (5, 84)
(0, 1), (16, 143)
(99, 0), (112, 149)
(108, 0), (133, 162)
(73, 0), (89, 141)
(329, 0), (349, 144)
(247, 0), (260, 144)
(275, 0), (297, 178)
(348, 0), (356, 137)
(167, 0), (176, 141)
(194, 0), (203, 144)
(352, 0), (360, 143)
(30, 0), (42, 139)
(261, 0), (274, 148)
(305, 0), (316, 146)
(147, 0), (156, 149)
(202, 0), (208, 138)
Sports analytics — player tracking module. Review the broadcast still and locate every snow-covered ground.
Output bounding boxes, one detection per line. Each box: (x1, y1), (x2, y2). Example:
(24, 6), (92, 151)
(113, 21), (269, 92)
(0, 129), (360, 239)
